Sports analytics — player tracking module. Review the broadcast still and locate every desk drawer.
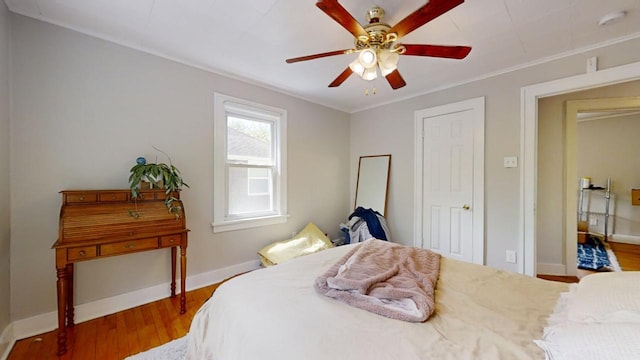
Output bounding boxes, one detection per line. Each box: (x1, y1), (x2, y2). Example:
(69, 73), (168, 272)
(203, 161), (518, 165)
(160, 235), (181, 247)
(65, 193), (98, 203)
(68, 246), (98, 261)
(100, 238), (159, 256)
(99, 192), (128, 202)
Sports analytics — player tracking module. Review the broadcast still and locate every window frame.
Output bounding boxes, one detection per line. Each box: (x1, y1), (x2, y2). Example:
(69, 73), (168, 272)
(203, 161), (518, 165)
(213, 93), (288, 233)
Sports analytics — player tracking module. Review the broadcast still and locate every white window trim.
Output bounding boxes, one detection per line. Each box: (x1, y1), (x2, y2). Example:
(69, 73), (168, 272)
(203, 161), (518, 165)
(212, 93), (288, 233)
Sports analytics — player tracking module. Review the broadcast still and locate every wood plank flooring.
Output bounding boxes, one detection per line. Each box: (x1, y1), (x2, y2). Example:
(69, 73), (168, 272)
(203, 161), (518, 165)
(609, 241), (640, 271)
(7, 282), (221, 360)
(536, 274), (579, 283)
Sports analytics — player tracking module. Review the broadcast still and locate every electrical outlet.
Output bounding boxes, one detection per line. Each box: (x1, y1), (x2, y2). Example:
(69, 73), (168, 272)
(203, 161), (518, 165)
(506, 250), (517, 263)
(589, 218), (598, 226)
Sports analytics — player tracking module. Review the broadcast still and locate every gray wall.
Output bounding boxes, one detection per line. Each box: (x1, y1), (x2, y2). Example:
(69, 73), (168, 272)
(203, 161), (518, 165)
(0, 0), (11, 351)
(9, 14), (350, 321)
(350, 36), (640, 272)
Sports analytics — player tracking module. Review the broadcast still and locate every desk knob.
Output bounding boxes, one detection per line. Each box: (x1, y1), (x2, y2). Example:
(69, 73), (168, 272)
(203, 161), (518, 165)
(125, 243), (135, 249)
(79, 250), (86, 256)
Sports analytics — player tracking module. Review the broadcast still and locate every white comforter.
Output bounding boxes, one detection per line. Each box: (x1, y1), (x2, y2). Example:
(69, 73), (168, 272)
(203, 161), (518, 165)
(186, 244), (567, 360)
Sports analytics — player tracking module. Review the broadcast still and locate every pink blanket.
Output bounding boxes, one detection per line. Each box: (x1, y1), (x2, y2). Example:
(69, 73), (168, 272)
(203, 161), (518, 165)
(314, 239), (441, 322)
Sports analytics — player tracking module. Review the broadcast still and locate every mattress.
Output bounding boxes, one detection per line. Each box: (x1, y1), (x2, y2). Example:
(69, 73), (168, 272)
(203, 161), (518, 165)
(186, 243), (567, 360)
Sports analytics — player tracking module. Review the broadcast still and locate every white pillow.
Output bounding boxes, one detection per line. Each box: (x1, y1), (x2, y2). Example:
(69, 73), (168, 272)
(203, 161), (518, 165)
(535, 322), (640, 360)
(567, 272), (640, 323)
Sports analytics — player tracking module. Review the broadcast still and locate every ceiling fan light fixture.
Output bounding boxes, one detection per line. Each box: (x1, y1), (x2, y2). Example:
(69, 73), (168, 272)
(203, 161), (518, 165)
(358, 48), (377, 69)
(378, 50), (399, 76)
(349, 58), (365, 76)
(362, 66), (377, 81)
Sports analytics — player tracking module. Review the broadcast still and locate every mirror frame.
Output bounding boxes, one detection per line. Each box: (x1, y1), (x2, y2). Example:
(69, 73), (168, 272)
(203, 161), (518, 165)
(354, 154), (391, 216)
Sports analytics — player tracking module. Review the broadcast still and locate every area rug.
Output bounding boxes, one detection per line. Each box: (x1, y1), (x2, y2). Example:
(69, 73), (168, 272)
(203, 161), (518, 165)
(125, 335), (187, 360)
(577, 234), (617, 271)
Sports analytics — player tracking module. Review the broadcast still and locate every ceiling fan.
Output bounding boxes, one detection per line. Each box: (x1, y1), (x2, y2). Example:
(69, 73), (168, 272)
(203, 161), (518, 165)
(286, 0), (471, 90)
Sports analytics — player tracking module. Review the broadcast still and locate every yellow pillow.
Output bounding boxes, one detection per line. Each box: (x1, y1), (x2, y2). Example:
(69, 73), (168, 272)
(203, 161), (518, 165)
(258, 223), (333, 266)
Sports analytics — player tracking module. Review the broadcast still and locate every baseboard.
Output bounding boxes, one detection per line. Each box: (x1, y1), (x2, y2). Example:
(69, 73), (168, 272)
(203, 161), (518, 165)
(537, 262), (566, 276)
(10, 259), (261, 342)
(0, 323), (15, 360)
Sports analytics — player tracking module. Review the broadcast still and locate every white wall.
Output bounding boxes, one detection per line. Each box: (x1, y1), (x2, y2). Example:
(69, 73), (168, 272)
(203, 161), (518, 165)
(0, 0), (12, 354)
(350, 36), (640, 272)
(9, 14), (350, 321)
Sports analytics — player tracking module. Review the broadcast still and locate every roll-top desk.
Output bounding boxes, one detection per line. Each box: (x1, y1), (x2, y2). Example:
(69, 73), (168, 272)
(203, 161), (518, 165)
(52, 189), (189, 355)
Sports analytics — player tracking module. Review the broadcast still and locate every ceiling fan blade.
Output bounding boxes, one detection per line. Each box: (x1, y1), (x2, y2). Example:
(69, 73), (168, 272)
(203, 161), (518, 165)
(286, 49), (353, 63)
(401, 44), (471, 59)
(389, 0), (464, 38)
(316, 0), (368, 39)
(328, 67), (353, 87)
(385, 69), (407, 90)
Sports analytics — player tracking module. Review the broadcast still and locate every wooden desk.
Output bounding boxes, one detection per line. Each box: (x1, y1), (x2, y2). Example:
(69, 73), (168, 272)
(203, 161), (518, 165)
(52, 189), (189, 356)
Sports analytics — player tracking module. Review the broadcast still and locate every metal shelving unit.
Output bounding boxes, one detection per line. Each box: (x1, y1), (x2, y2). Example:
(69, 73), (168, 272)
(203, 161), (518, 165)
(578, 178), (612, 239)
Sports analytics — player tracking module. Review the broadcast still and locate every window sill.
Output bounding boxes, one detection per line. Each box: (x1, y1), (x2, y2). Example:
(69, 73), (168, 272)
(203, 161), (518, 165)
(212, 214), (289, 233)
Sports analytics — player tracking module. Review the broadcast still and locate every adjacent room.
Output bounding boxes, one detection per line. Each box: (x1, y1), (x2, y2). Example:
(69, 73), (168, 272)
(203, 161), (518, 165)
(1, 0), (640, 359)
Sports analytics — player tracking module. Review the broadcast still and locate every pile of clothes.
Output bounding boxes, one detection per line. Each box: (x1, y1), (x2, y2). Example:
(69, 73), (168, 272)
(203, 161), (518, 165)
(339, 207), (391, 245)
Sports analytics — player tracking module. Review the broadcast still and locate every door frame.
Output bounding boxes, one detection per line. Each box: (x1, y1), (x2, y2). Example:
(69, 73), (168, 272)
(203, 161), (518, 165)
(520, 61), (640, 276)
(414, 96), (485, 264)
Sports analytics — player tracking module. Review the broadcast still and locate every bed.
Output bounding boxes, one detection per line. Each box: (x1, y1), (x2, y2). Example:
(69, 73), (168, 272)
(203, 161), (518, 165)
(185, 241), (576, 359)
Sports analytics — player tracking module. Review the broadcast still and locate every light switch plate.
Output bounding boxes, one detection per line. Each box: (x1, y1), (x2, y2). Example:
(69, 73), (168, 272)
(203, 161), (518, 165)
(503, 156), (518, 168)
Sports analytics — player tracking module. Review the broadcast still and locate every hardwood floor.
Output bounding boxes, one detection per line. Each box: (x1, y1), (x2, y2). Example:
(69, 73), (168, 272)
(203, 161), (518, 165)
(609, 241), (640, 271)
(536, 274), (579, 283)
(7, 282), (222, 360)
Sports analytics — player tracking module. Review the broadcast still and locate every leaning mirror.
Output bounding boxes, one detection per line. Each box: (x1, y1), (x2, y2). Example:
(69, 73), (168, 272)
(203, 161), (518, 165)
(354, 154), (391, 216)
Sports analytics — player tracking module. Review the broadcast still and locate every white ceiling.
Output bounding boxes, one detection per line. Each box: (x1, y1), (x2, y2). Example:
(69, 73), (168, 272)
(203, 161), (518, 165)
(5, 0), (640, 113)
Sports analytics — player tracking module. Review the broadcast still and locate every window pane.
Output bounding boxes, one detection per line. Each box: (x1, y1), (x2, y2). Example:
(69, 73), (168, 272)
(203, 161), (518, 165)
(248, 167), (270, 195)
(227, 116), (272, 165)
(228, 166), (273, 215)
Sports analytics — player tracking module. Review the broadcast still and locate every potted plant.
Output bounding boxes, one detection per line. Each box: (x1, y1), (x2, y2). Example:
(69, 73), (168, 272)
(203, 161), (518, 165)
(129, 147), (189, 217)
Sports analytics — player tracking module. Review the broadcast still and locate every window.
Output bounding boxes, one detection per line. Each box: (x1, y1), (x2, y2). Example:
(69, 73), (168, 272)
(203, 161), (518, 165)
(213, 93), (287, 232)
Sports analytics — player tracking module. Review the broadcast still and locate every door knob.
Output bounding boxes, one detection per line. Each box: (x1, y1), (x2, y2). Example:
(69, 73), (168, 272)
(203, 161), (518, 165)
(462, 204), (470, 210)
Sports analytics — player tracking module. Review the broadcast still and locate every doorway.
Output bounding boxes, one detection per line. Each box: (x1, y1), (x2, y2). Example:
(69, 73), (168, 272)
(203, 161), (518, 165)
(565, 97), (640, 275)
(521, 61), (640, 276)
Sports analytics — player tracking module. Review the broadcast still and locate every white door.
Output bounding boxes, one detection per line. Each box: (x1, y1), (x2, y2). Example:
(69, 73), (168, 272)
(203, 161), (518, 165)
(414, 97), (485, 264)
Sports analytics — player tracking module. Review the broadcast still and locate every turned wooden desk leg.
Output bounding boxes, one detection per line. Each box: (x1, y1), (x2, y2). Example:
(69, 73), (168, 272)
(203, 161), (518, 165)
(66, 263), (75, 327)
(180, 244), (187, 314)
(56, 267), (68, 356)
(170, 246), (177, 297)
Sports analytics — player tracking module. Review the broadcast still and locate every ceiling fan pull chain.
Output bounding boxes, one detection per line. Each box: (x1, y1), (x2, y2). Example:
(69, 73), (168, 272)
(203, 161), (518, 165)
(364, 87), (377, 96)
